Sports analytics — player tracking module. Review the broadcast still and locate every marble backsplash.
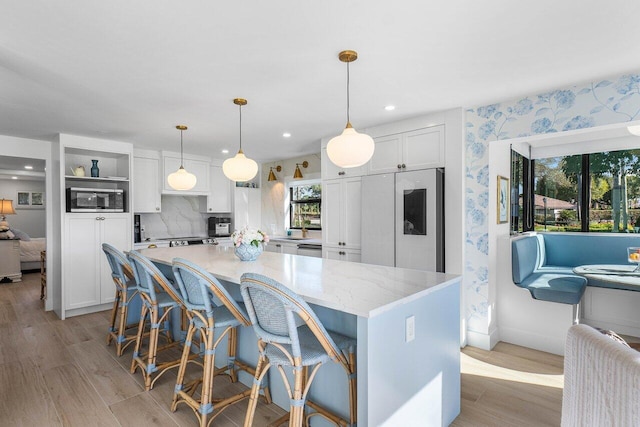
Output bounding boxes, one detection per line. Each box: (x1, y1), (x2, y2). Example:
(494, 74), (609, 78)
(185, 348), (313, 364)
(139, 195), (229, 240)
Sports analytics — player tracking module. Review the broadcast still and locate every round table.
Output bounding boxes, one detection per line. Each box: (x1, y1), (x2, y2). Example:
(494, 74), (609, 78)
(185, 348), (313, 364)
(573, 264), (640, 290)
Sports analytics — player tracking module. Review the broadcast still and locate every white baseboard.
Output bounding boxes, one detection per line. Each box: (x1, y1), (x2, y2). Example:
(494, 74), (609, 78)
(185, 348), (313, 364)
(466, 327), (500, 351)
(499, 325), (567, 356)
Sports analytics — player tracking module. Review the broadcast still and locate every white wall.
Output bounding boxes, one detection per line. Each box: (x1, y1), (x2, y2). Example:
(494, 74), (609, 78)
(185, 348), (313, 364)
(0, 179), (46, 237)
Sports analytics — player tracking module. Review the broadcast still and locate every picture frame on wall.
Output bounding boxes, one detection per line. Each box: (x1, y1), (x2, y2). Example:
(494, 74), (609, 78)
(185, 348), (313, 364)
(15, 191), (45, 209)
(497, 176), (509, 224)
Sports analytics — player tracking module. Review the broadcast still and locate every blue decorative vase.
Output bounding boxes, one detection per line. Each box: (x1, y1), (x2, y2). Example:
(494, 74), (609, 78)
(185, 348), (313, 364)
(234, 243), (263, 261)
(91, 159), (99, 177)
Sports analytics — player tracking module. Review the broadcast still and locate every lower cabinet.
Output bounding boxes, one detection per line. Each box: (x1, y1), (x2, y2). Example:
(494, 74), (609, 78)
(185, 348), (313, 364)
(64, 213), (131, 311)
(264, 241), (298, 254)
(323, 247), (361, 263)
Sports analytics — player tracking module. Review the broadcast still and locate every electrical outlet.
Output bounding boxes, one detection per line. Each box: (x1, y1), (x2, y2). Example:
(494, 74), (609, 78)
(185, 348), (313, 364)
(405, 315), (415, 342)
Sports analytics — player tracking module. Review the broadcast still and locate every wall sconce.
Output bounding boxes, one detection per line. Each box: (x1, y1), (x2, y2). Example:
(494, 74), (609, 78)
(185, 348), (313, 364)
(293, 161), (308, 179)
(268, 165), (282, 182)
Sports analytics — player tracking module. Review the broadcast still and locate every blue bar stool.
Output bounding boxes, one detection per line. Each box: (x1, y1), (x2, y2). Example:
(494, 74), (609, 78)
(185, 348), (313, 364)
(240, 272), (357, 427)
(101, 243), (138, 357)
(128, 250), (192, 390)
(171, 258), (271, 427)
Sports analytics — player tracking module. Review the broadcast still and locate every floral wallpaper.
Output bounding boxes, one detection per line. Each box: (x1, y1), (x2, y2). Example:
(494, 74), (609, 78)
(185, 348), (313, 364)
(465, 72), (640, 335)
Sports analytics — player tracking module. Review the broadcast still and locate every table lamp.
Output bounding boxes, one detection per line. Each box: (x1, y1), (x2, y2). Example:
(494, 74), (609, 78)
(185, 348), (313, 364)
(0, 199), (16, 231)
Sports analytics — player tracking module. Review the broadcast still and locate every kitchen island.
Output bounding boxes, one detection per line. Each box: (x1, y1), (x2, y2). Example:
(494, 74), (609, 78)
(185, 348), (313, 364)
(140, 244), (461, 426)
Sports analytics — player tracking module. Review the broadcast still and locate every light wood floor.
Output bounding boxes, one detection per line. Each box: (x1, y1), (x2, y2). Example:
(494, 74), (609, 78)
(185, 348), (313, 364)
(0, 272), (565, 426)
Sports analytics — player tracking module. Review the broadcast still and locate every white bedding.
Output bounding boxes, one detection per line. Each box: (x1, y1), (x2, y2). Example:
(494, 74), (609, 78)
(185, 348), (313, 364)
(20, 238), (45, 262)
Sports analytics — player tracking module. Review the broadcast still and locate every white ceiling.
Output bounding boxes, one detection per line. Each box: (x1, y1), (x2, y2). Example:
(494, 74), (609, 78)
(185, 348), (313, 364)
(2, 1), (640, 163)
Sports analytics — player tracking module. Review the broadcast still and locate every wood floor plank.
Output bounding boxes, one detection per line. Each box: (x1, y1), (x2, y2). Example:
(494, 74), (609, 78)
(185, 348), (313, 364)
(109, 392), (179, 427)
(0, 301), (18, 325)
(22, 321), (75, 371)
(0, 358), (61, 426)
(69, 337), (144, 406)
(42, 363), (120, 426)
(0, 323), (31, 365)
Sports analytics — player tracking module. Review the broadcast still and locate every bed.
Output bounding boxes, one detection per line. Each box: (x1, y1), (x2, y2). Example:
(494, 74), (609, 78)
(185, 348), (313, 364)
(20, 238), (45, 271)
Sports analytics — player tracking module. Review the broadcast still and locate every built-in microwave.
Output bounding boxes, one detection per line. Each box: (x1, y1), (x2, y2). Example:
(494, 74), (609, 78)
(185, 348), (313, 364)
(66, 187), (125, 212)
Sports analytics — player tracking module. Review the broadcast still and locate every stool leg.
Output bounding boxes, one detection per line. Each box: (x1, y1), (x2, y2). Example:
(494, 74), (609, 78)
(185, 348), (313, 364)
(115, 289), (130, 356)
(172, 319), (197, 411)
(107, 288), (120, 346)
(244, 341), (270, 427)
(144, 303), (160, 390)
(227, 327), (238, 383)
(199, 319), (216, 427)
(131, 303), (149, 374)
(347, 351), (357, 426)
(289, 359), (305, 427)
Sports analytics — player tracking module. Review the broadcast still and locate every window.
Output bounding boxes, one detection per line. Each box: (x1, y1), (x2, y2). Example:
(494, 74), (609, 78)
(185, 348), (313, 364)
(289, 183), (321, 230)
(515, 148), (640, 233)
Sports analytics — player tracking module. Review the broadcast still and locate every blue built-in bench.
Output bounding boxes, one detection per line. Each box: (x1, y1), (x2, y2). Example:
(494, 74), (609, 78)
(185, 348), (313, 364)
(511, 233), (640, 305)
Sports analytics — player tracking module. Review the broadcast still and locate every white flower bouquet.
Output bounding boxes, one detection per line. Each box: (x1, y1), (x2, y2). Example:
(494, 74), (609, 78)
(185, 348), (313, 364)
(231, 226), (269, 248)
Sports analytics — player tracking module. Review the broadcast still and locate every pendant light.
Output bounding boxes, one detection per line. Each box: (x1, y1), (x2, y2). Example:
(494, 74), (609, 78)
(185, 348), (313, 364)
(223, 98), (258, 182)
(326, 50), (375, 168)
(167, 125), (197, 191)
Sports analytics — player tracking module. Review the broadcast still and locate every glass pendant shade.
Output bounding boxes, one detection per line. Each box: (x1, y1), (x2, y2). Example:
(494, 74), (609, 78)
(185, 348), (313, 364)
(168, 125), (197, 191)
(628, 125), (640, 136)
(223, 150), (258, 182)
(167, 166), (197, 190)
(327, 124), (375, 168)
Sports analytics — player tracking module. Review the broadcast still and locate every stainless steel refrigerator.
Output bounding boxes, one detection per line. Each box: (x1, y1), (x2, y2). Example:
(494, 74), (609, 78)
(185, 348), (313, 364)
(361, 168), (444, 272)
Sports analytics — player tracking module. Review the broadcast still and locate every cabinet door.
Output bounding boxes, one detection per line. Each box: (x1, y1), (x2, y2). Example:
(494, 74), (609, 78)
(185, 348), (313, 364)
(247, 188), (262, 228)
(133, 156), (161, 213)
(403, 126), (444, 170)
(342, 177), (362, 249)
(184, 159), (210, 193)
(265, 242), (283, 253)
(321, 147), (369, 179)
(323, 247), (360, 263)
(282, 243), (298, 255)
(369, 134), (403, 174)
(208, 165), (232, 213)
(65, 215), (101, 309)
(100, 214), (132, 304)
(322, 180), (342, 247)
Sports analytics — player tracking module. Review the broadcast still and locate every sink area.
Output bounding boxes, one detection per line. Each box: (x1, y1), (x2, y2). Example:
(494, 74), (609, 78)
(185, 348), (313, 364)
(280, 237), (309, 240)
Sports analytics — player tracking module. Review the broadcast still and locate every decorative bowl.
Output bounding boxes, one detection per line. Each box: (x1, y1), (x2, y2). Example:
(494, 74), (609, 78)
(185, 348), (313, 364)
(234, 243), (263, 261)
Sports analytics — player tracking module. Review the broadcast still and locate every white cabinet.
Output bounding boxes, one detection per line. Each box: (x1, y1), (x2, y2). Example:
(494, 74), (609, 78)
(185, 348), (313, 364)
(133, 155), (161, 213)
(201, 165), (232, 213)
(321, 147), (369, 179)
(0, 240), (21, 282)
(162, 152), (210, 194)
(264, 240), (298, 254)
(64, 213), (131, 311)
(323, 247), (361, 263)
(369, 125), (444, 174)
(322, 177), (361, 261)
(234, 187), (261, 230)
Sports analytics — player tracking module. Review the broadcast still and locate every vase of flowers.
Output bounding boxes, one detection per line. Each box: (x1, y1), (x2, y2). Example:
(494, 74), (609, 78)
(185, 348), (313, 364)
(231, 226), (269, 261)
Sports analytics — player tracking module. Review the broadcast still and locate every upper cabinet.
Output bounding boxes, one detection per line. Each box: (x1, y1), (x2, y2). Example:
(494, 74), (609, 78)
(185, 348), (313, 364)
(161, 151), (210, 195)
(133, 149), (161, 213)
(320, 136), (369, 180)
(200, 163), (232, 213)
(368, 125), (445, 174)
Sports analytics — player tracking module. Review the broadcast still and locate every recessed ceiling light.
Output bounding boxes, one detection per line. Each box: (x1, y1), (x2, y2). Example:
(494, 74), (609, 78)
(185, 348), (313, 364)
(11, 176), (17, 180)
(385, 105), (396, 111)
(24, 165), (33, 170)
(283, 132), (291, 138)
(221, 149), (229, 154)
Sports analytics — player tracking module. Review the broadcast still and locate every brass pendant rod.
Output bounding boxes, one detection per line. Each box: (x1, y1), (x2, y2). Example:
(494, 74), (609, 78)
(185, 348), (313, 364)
(346, 60), (350, 125)
(180, 129), (184, 167)
(239, 103), (242, 152)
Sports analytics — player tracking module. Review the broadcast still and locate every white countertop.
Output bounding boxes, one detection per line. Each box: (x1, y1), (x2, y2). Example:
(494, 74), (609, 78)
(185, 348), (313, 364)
(139, 245), (460, 318)
(269, 237), (322, 245)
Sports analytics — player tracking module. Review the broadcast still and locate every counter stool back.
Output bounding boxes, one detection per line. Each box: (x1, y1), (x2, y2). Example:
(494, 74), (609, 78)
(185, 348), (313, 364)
(101, 243), (138, 356)
(171, 258), (271, 427)
(127, 250), (186, 390)
(240, 272), (357, 427)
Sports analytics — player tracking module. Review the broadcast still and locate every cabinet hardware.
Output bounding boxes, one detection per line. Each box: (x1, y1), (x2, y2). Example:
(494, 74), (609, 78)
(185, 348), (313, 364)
(156, 207), (160, 211)
(338, 171), (345, 176)
(402, 164), (406, 169)
(276, 244), (281, 248)
(397, 164), (402, 169)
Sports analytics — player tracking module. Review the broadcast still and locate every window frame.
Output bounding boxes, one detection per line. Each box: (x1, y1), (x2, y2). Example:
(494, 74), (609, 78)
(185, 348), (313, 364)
(288, 181), (322, 230)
